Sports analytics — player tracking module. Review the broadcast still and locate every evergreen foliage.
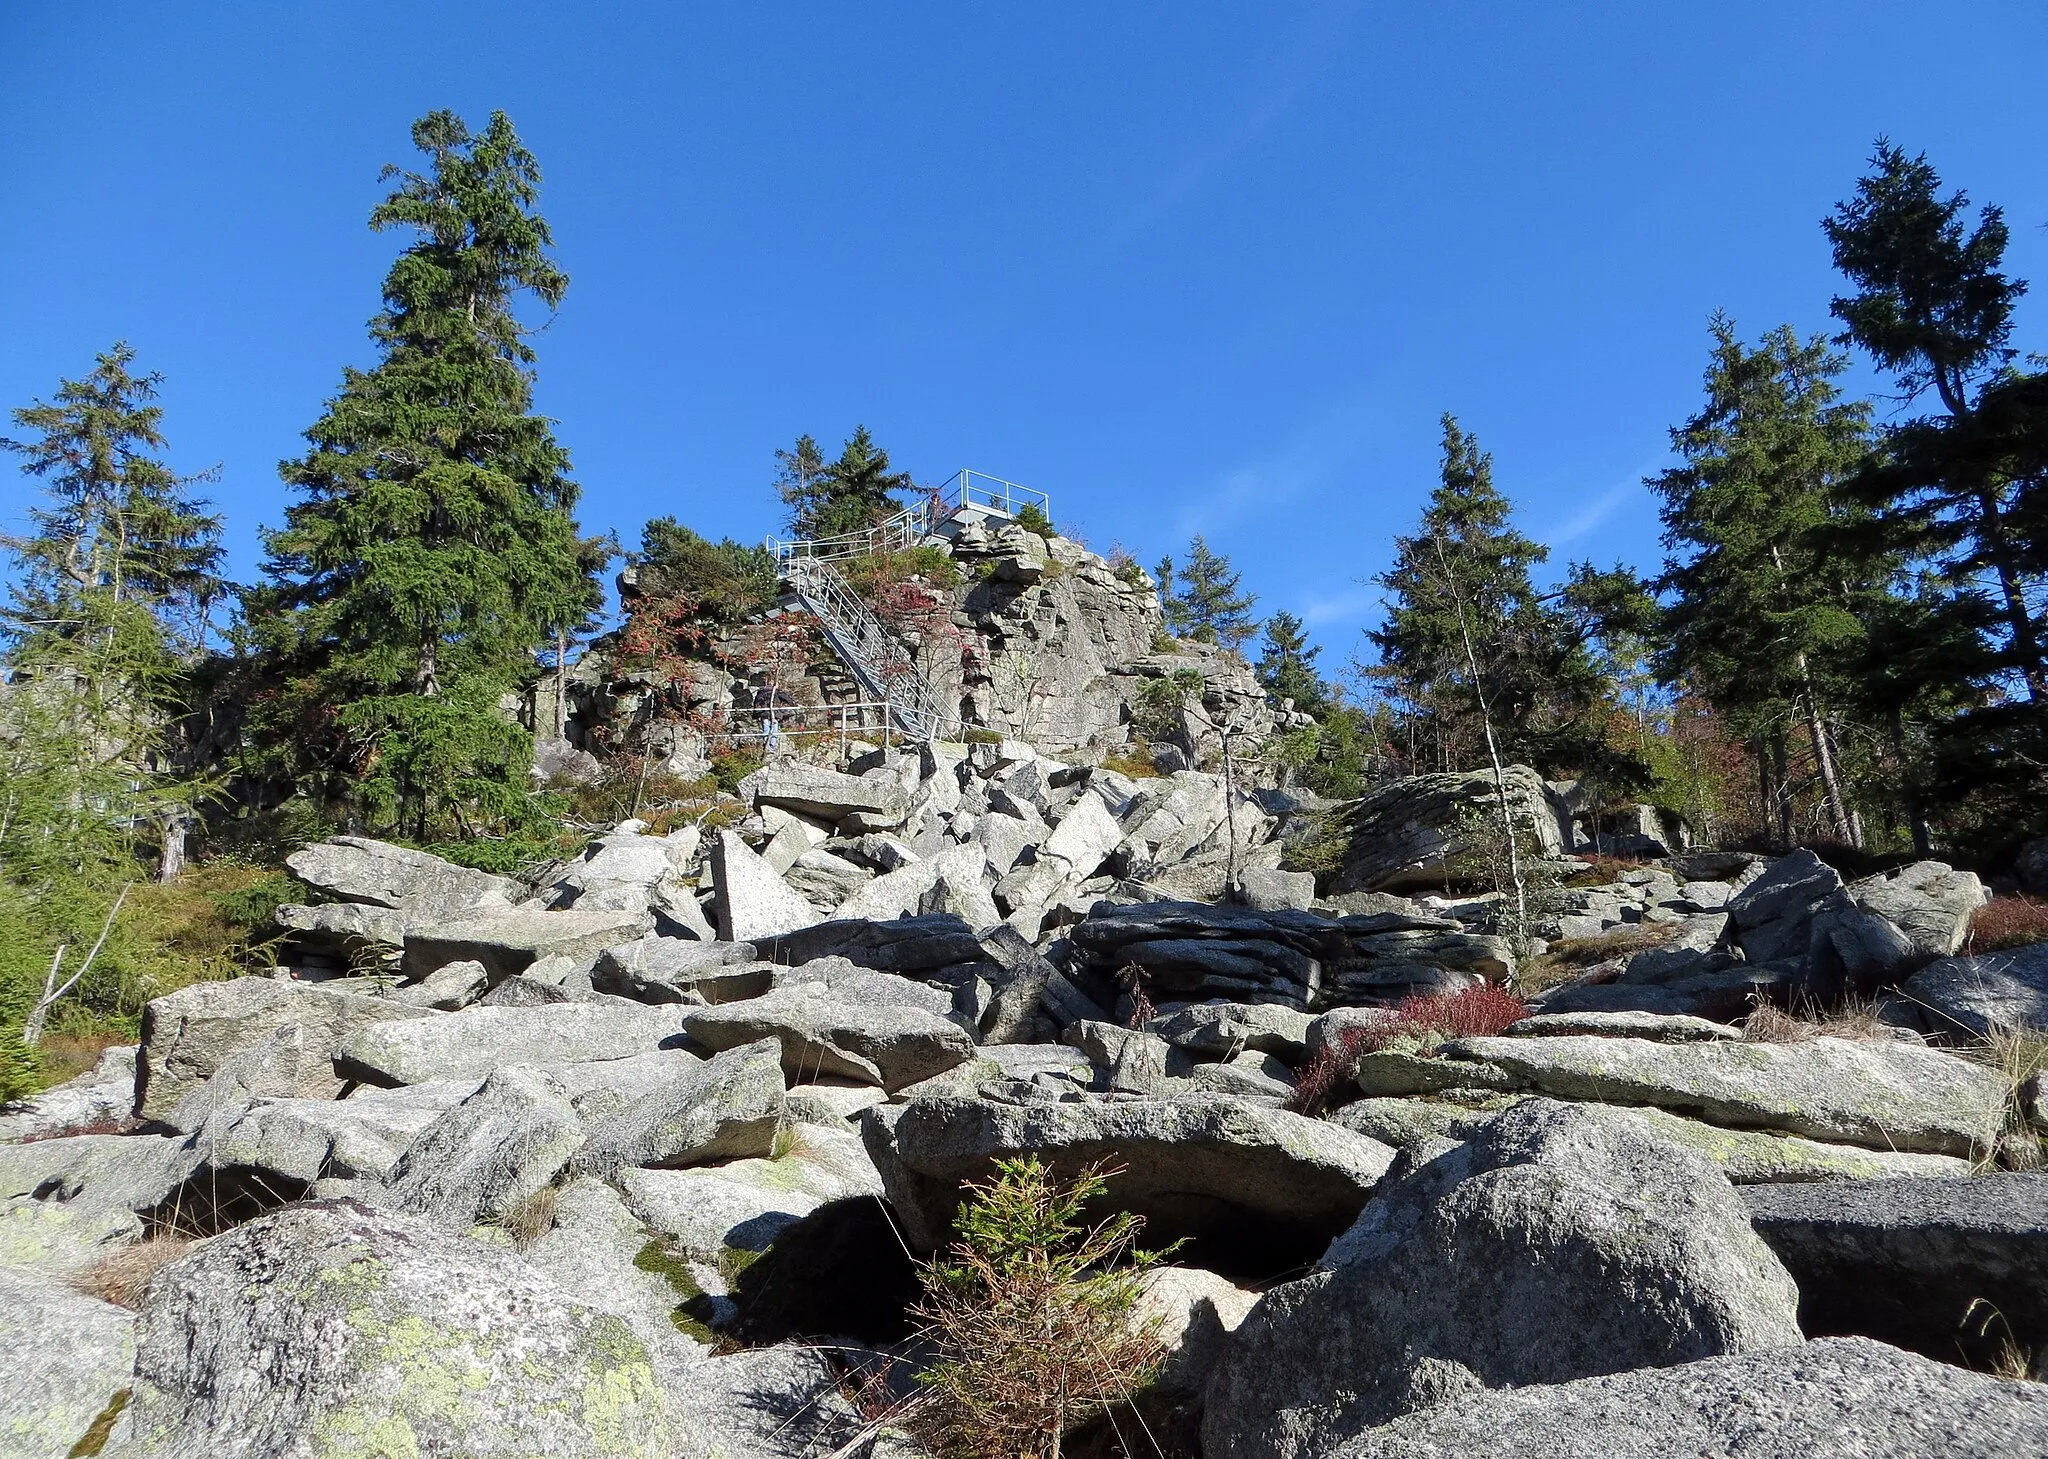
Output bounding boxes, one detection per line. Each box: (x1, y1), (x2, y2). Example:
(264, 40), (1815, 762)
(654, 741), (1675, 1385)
(1255, 611), (1326, 711)
(251, 109), (602, 839)
(1157, 535), (1257, 648)
(775, 426), (911, 539)
(633, 518), (779, 623)
(1369, 416), (1618, 778)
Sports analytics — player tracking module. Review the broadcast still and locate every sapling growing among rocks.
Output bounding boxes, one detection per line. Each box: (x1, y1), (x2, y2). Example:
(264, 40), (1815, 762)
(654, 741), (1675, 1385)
(910, 1156), (1175, 1459)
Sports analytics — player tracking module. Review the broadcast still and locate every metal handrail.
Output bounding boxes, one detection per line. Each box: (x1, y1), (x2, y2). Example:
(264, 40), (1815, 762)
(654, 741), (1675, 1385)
(762, 467), (1049, 742)
(782, 557), (949, 741)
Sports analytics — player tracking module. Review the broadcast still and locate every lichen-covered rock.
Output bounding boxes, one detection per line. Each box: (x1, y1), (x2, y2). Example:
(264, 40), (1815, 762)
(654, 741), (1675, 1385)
(710, 830), (822, 942)
(125, 1199), (674, 1457)
(335, 1002), (690, 1086)
(137, 977), (434, 1121)
(666, 1345), (864, 1459)
(1326, 1337), (2048, 1459)
(386, 1065), (586, 1230)
(0, 1132), (195, 1216)
(574, 1037), (785, 1179)
(0, 1196), (142, 1277)
(1203, 1100), (1803, 1459)
(519, 1177), (711, 1383)
(1353, 1033), (2004, 1156)
(1133, 1266), (1260, 1397)
(287, 835), (519, 916)
(0, 1265), (135, 1458)
(618, 1122), (882, 1266)
(401, 907), (655, 981)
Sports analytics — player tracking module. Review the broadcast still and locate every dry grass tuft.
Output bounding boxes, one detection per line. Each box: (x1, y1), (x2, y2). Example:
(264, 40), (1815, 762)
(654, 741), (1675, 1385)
(73, 1236), (192, 1308)
(1741, 998), (1895, 1045)
(498, 1185), (562, 1248)
(1966, 1023), (2048, 1171)
(1965, 1298), (2043, 1381)
(1968, 896), (2048, 955)
(1517, 922), (1681, 994)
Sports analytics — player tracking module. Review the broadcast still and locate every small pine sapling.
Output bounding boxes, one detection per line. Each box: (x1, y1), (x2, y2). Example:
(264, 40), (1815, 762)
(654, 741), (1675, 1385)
(911, 1156), (1175, 1459)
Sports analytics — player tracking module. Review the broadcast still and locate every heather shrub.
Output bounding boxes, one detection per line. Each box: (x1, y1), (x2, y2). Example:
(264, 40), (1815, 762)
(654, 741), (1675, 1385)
(1968, 895), (2048, 954)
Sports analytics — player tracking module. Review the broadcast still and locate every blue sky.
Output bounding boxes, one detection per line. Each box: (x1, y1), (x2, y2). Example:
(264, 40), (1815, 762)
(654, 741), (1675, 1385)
(6, 3), (2048, 675)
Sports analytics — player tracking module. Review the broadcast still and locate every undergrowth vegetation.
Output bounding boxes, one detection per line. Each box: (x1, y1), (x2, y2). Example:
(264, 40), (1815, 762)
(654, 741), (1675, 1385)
(1967, 895), (2048, 954)
(908, 1156), (1173, 1459)
(1288, 984), (1529, 1115)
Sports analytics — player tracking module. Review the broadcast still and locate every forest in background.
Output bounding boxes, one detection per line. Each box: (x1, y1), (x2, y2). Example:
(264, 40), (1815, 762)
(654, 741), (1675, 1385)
(6, 110), (2048, 1093)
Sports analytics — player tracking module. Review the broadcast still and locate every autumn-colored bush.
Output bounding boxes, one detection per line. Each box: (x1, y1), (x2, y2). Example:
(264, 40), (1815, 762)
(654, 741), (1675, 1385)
(1969, 896), (2048, 954)
(1284, 1026), (1372, 1116)
(1376, 984), (1531, 1045)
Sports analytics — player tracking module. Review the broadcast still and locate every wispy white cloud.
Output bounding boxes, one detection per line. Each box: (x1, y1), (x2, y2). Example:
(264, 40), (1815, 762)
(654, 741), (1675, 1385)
(1538, 478), (1643, 549)
(1298, 587), (1377, 628)
(1100, 6), (1356, 250)
(1172, 386), (1379, 540)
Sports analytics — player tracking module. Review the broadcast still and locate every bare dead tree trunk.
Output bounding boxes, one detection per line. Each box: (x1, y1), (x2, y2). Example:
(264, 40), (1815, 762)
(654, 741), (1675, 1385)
(1430, 532), (1525, 933)
(158, 809), (188, 883)
(1793, 656), (1856, 847)
(23, 883), (131, 1047)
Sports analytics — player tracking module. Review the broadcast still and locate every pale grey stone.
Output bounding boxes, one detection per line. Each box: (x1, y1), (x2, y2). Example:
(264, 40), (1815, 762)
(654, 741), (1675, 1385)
(0, 1265), (135, 1458)
(336, 1002), (691, 1086)
(591, 936), (768, 1004)
(137, 976), (434, 1121)
(126, 1199), (674, 1457)
(711, 831), (821, 942)
(619, 1123), (882, 1264)
(1501, 1010), (1742, 1042)
(1239, 867), (1318, 911)
(0, 1132), (193, 1216)
(286, 835), (518, 917)
(865, 1091), (1396, 1252)
(574, 1038), (786, 1178)
(1322, 766), (1563, 895)
(1354, 1033), (2005, 1156)
(668, 1345), (864, 1459)
(1133, 1266), (1259, 1397)
(402, 906), (655, 980)
(0, 1044), (135, 1141)
(682, 984), (974, 1092)
(1902, 941), (2048, 1036)
(386, 1064), (585, 1230)
(0, 1197), (141, 1277)
(1150, 1002), (1314, 1062)
(741, 763), (910, 826)
(1203, 1101), (1803, 1459)
(1326, 1337), (2048, 1459)
(519, 1176), (710, 1382)
(833, 841), (989, 922)
(386, 957), (489, 1010)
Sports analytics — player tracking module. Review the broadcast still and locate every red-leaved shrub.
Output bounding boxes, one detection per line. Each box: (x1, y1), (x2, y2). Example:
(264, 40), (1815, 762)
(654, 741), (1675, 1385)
(1969, 896), (2048, 954)
(1285, 1027), (1372, 1116)
(1376, 984), (1531, 1046)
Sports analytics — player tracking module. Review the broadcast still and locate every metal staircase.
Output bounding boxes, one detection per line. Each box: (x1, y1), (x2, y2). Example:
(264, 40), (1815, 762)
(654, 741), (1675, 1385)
(765, 469), (1050, 743)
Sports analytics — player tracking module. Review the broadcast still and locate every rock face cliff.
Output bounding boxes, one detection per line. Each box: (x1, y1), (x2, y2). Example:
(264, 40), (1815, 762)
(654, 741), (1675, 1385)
(548, 519), (1290, 767)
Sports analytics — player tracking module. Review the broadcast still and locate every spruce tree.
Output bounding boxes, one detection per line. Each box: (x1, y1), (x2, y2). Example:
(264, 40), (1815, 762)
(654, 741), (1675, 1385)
(777, 426), (910, 540)
(254, 110), (600, 838)
(2, 343), (223, 654)
(1648, 318), (1882, 847)
(1162, 536), (1257, 648)
(1825, 141), (2045, 701)
(1256, 611), (1326, 711)
(1370, 416), (1607, 774)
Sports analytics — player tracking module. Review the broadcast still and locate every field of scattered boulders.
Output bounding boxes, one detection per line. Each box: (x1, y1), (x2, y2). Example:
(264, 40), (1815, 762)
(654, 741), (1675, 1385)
(5, 739), (2048, 1457)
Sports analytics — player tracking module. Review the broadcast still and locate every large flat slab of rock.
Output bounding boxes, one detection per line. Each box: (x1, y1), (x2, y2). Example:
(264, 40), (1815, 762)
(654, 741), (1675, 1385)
(0, 1266), (135, 1458)
(574, 1038), (786, 1178)
(0, 1197), (141, 1277)
(401, 906), (654, 980)
(831, 841), (989, 922)
(753, 913), (986, 973)
(681, 985), (973, 1092)
(1326, 1337), (2048, 1459)
(208, 1081), (469, 1183)
(591, 936), (769, 1004)
(0, 1132), (195, 1215)
(740, 762), (910, 826)
(1741, 1173), (2048, 1372)
(1204, 1101), (1802, 1459)
(864, 1092), (1396, 1262)
(137, 977), (435, 1122)
(336, 1003), (690, 1086)
(127, 1199), (674, 1456)
(287, 835), (518, 916)
(710, 830), (821, 941)
(1354, 1033), (2004, 1157)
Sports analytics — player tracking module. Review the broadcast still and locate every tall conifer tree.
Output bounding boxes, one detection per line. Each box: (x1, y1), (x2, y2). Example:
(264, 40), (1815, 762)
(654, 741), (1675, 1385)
(254, 110), (600, 837)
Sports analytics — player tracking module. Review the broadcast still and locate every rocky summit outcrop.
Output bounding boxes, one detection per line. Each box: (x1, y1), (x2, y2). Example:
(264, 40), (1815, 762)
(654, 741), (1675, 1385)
(1203, 1100), (1804, 1459)
(1322, 766), (1563, 895)
(9, 798), (2048, 1456)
